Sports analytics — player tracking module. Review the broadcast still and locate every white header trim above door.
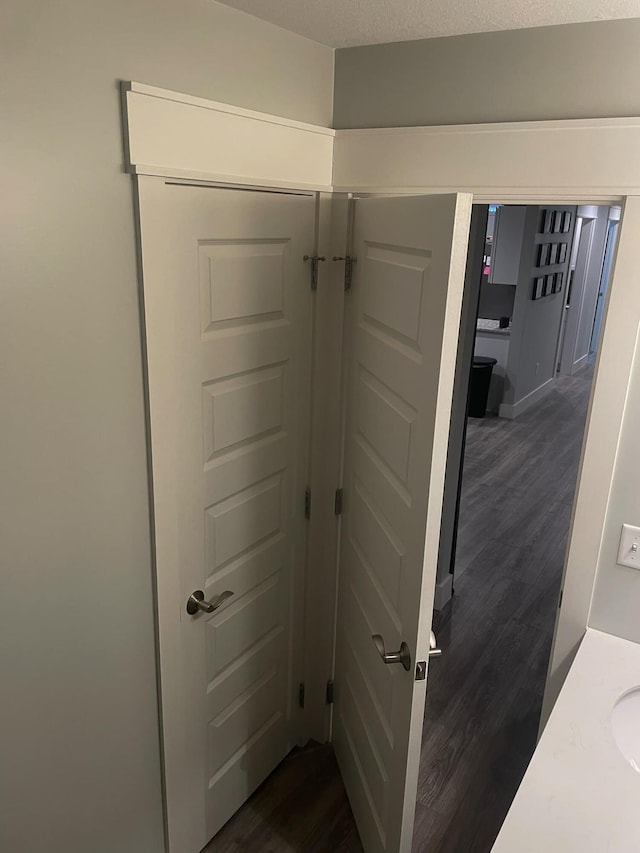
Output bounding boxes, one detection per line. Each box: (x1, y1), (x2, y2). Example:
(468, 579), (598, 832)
(333, 116), (640, 200)
(121, 81), (335, 191)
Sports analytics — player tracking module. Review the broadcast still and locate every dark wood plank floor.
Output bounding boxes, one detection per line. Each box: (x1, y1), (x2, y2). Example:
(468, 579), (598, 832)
(414, 361), (595, 853)
(204, 741), (363, 852)
(205, 363), (594, 853)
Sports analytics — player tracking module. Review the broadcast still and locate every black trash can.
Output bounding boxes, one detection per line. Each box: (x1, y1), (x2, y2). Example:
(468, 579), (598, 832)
(468, 356), (497, 418)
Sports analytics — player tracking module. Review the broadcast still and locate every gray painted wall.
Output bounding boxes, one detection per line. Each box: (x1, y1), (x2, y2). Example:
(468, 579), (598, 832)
(333, 19), (640, 128)
(0, 3), (333, 852)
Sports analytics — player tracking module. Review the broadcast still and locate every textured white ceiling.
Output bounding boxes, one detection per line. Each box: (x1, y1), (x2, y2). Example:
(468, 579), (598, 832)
(215, 0), (640, 48)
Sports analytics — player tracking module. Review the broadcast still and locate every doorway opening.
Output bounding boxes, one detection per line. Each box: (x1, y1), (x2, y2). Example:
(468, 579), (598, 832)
(418, 202), (620, 852)
(149, 188), (614, 853)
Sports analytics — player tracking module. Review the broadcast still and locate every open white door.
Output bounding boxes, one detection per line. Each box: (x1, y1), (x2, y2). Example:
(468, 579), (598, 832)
(333, 193), (473, 853)
(137, 179), (315, 852)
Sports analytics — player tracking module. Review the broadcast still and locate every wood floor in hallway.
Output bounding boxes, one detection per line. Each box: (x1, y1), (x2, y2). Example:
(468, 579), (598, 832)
(205, 363), (595, 853)
(415, 361), (594, 852)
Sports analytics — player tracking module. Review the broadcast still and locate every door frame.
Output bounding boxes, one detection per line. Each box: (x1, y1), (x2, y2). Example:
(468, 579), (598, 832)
(123, 82), (640, 845)
(332, 120), (640, 719)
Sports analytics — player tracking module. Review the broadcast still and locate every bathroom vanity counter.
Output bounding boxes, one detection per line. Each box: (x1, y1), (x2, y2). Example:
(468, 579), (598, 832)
(492, 629), (640, 852)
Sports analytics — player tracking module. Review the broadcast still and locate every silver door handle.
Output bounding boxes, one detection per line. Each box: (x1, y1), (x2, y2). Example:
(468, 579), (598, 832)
(429, 630), (442, 658)
(186, 589), (234, 616)
(371, 634), (411, 671)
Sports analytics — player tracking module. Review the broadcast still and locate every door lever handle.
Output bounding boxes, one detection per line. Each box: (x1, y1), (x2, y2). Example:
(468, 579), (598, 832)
(186, 589), (234, 616)
(371, 634), (412, 671)
(429, 629), (442, 658)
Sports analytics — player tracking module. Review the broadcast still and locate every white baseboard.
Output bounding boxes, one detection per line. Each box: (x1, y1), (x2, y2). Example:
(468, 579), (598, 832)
(571, 353), (589, 375)
(433, 573), (453, 610)
(499, 377), (555, 419)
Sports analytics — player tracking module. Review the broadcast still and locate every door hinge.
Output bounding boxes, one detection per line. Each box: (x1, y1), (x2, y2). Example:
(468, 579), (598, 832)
(298, 682), (305, 708)
(326, 679), (335, 705)
(332, 255), (357, 291)
(304, 488), (311, 520)
(334, 487), (344, 516)
(303, 255), (325, 291)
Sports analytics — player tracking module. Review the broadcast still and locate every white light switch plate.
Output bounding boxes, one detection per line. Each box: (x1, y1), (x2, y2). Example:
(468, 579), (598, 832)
(617, 524), (640, 569)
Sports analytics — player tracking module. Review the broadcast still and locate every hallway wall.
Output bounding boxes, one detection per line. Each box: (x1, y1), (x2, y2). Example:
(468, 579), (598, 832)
(559, 207), (609, 375)
(575, 208), (609, 367)
(501, 206), (575, 417)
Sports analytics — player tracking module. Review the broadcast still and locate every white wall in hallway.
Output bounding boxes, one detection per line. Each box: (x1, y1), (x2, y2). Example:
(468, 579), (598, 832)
(575, 208), (609, 362)
(0, 3), (333, 852)
(590, 216), (620, 353)
(559, 206), (609, 375)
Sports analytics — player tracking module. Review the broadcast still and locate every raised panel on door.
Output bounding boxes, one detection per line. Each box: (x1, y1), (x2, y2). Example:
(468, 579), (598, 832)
(137, 179), (315, 853)
(333, 194), (472, 853)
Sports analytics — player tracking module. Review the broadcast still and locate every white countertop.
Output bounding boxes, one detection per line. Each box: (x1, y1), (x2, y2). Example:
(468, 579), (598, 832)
(476, 318), (511, 337)
(492, 629), (640, 852)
